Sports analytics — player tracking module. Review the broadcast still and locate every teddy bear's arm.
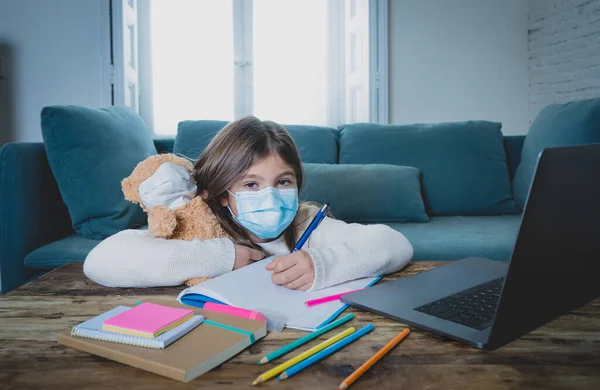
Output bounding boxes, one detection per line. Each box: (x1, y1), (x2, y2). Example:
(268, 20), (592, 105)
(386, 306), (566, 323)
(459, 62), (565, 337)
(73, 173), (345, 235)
(148, 205), (178, 238)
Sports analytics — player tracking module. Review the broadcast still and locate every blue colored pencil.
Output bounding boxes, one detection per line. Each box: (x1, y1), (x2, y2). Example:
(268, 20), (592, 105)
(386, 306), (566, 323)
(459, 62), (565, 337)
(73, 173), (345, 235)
(258, 314), (355, 364)
(277, 324), (375, 380)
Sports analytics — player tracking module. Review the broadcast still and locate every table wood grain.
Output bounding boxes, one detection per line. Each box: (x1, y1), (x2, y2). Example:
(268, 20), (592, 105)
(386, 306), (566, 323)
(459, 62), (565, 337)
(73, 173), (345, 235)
(0, 262), (598, 390)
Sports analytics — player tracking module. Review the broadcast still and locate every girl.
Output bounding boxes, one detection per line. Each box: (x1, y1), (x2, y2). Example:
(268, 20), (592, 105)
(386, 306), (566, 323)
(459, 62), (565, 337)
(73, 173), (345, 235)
(84, 117), (414, 291)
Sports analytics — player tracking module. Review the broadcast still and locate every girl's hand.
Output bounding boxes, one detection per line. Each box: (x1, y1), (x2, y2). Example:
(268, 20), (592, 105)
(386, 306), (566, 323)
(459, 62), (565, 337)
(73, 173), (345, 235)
(265, 251), (315, 291)
(234, 245), (265, 270)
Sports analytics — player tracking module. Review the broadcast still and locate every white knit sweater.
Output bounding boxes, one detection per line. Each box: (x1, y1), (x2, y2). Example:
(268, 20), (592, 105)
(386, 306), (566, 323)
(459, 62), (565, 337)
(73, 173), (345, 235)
(84, 213), (414, 291)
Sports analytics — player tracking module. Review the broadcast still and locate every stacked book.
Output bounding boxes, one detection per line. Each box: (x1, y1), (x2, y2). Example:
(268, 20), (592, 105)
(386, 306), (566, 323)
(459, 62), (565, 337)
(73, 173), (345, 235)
(58, 299), (267, 382)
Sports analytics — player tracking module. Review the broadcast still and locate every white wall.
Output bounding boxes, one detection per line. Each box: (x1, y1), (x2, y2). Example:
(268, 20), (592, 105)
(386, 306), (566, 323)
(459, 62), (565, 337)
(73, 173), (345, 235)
(0, 0), (108, 144)
(529, 0), (600, 121)
(388, 0), (530, 135)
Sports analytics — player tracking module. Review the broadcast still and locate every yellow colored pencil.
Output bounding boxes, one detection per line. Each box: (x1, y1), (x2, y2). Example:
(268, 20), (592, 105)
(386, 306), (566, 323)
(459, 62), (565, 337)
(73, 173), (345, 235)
(252, 327), (356, 385)
(338, 328), (411, 390)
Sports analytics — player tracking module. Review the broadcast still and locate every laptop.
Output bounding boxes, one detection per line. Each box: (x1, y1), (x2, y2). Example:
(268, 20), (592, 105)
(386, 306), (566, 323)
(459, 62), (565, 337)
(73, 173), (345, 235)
(342, 144), (600, 350)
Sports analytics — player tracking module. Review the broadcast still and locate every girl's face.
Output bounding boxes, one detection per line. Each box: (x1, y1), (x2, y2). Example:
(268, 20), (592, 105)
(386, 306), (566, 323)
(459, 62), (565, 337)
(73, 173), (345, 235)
(220, 154), (298, 243)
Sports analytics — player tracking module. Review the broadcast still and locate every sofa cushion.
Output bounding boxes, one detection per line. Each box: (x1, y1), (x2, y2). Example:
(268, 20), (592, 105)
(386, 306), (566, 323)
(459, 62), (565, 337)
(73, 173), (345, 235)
(385, 215), (521, 261)
(41, 106), (156, 239)
(301, 163), (429, 223)
(24, 234), (102, 270)
(339, 122), (519, 216)
(513, 98), (600, 209)
(174, 120), (339, 163)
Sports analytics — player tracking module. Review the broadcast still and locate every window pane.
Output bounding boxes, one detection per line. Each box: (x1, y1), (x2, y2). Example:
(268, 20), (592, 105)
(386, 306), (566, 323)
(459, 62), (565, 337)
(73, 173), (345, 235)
(150, 0), (234, 135)
(253, 0), (329, 126)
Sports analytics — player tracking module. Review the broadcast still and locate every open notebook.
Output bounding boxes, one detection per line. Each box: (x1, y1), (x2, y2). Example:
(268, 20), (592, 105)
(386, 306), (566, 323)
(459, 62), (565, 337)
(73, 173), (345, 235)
(178, 257), (380, 331)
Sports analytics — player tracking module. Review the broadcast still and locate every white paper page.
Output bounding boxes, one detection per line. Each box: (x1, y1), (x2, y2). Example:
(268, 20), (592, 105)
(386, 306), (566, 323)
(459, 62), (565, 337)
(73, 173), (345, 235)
(177, 257), (377, 330)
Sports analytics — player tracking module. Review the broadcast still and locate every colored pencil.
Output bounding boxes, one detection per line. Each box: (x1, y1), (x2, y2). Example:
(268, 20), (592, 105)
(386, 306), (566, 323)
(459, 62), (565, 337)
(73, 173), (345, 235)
(305, 289), (365, 307)
(258, 313), (355, 364)
(338, 328), (411, 389)
(278, 324), (375, 381)
(252, 327), (356, 385)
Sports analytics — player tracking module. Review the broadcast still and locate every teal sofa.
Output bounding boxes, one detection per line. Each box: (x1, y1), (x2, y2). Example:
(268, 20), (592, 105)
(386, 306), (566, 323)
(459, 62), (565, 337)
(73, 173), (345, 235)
(2, 98), (599, 293)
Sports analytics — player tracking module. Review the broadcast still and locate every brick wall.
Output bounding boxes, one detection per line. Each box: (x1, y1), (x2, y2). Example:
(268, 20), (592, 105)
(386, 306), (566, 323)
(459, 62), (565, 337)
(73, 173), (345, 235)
(529, 0), (600, 121)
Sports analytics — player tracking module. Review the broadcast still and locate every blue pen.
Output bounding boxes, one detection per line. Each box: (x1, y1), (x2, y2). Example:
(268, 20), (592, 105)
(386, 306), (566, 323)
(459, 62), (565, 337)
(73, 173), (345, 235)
(291, 202), (330, 252)
(278, 324), (375, 381)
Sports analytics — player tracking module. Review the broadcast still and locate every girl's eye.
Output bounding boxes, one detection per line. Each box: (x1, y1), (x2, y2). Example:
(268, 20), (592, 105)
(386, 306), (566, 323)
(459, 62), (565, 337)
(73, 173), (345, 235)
(244, 182), (259, 190)
(277, 179), (292, 187)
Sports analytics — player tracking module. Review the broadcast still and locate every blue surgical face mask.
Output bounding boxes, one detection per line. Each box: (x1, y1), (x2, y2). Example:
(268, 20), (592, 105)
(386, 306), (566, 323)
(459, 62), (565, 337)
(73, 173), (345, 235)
(227, 187), (299, 239)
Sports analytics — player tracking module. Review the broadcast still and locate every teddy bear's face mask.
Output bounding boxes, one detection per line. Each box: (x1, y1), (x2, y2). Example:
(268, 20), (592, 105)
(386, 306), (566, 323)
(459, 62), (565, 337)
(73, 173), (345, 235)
(139, 162), (197, 210)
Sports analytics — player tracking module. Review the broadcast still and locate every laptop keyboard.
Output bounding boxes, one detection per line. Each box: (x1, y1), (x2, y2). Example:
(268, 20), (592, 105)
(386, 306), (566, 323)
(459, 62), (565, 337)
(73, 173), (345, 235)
(414, 277), (505, 330)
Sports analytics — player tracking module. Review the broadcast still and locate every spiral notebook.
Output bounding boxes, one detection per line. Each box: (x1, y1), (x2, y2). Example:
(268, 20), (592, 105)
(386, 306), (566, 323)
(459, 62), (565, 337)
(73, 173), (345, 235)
(71, 306), (204, 349)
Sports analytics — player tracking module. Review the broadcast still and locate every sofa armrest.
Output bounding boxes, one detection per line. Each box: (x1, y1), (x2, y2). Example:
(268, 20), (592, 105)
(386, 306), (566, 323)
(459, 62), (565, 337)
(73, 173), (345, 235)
(0, 143), (72, 293)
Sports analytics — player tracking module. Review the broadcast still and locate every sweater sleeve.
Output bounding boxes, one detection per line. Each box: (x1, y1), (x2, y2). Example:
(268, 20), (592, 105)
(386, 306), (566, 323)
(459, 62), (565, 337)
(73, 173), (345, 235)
(303, 218), (413, 291)
(83, 229), (236, 287)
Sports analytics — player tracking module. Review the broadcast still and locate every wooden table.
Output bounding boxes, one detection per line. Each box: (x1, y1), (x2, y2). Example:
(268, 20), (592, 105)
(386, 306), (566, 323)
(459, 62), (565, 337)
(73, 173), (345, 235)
(0, 262), (599, 390)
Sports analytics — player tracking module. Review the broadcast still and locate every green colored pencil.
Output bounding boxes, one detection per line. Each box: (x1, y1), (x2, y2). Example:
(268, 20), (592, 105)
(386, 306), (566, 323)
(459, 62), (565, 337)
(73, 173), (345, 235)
(258, 313), (355, 364)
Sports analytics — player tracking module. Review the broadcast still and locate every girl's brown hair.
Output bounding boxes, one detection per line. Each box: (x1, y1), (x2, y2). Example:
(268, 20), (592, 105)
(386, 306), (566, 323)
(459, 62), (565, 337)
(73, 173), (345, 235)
(193, 116), (304, 251)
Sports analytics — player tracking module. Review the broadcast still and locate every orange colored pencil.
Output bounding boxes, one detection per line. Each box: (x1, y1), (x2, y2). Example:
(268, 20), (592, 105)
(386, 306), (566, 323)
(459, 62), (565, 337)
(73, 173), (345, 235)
(338, 328), (411, 390)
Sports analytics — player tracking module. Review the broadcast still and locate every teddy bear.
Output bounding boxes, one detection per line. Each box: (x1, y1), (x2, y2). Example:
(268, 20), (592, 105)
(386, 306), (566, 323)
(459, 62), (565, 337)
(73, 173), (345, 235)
(121, 153), (233, 286)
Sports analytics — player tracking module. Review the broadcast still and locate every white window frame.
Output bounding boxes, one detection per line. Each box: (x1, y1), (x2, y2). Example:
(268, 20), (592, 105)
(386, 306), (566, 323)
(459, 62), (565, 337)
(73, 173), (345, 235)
(100, 0), (113, 108)
(105, 0), (140, 112)
(370, 0), (388, 124)
(137, 0), (153, 129)
(104, 0), (389, 131)
(233, 0), (254, 118)
(328, 0), (344, 127)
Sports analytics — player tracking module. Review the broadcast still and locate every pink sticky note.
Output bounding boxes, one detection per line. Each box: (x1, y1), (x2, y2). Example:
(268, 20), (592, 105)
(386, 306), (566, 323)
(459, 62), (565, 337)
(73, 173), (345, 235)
(203, 302), (267, 322)
(102, 302), (193, 337)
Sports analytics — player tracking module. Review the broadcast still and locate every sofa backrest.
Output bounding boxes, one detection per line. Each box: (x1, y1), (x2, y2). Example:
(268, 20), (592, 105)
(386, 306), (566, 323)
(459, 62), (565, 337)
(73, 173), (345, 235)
(154, 138), (175, 154)
(169, 120), (524, 217)
(171, 120), (524, 170)
(173, 120), (339, 164)
(503, 135), (525, 179)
